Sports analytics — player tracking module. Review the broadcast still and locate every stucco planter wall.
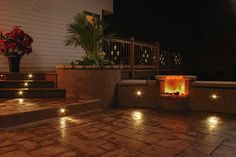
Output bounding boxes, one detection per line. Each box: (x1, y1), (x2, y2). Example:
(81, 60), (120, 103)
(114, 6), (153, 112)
(190, 81), (236, 114)
(56, 65), (121, 108)
(118, 80), (160, 108)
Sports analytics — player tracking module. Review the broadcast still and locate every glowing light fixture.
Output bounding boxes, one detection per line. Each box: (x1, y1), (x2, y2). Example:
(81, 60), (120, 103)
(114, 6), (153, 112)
(210, 94), (218, 100)
(28, 74), (33, 79)
(24, 82), (28, 86)
(0, 74), (3, 77)
(60, 108), (66, 114)
(135, 90), (143, 97)
(18, 91), (23, 96)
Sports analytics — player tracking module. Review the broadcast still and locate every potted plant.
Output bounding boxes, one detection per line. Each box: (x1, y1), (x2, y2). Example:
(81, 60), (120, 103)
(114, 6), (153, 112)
(0, 26), (33, 72)
(64, 12), (113, 67)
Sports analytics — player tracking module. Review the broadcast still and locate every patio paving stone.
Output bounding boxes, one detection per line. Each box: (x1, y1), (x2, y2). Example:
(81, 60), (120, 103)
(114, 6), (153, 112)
(0, 109), (236, 157)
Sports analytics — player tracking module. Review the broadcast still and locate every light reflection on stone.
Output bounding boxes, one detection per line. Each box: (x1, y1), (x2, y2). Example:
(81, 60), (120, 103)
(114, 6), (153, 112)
(131, 111), (143, 126)
(60, 117), (67, 139)
(207, 116), (220, 131)
(18, 98), (24, 104)
(59, 117), (81, 139)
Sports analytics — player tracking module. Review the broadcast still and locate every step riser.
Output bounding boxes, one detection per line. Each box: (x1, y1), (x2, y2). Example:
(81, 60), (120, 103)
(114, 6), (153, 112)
(0, 73), (65, 99)
(0, 91), (65, 98)
(0, 101), (101, 128)
(0, 82), (54, 88)
(0, 73), (45, 80)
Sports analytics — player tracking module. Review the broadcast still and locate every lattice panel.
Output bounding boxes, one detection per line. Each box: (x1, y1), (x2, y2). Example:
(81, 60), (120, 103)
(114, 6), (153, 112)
(102, 41), (130, 64)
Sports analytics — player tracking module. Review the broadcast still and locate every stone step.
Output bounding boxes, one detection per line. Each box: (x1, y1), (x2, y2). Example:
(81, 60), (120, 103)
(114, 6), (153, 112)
(0, 72), (45, 80)
(0, 98), (101, 128)
(0, 80), (55, 88)
(0, 88), (65, 98)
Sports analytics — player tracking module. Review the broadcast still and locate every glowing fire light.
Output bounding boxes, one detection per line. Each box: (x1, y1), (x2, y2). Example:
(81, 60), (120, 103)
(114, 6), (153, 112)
(164, 76), (185, 95)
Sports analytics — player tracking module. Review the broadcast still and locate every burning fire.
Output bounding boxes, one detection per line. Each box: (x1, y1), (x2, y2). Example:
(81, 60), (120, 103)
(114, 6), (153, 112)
(164, 76), (185, 95)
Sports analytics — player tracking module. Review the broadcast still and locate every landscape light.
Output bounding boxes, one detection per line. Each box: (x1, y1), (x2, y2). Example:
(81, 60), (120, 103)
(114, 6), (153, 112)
(28, 74), (33, 79)
(210, 94), (218, 100)
(135, 90), (142, 97)
(60, 108), (66, 114)
(18, 91), (23, 96)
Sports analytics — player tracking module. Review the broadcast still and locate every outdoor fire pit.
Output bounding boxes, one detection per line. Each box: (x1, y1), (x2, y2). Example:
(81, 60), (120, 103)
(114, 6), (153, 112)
(156, 75), (196, 110)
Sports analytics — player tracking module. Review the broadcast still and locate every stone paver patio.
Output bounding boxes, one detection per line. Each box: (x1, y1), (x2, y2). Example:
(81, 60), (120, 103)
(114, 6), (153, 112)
(0, 109), (236, 157)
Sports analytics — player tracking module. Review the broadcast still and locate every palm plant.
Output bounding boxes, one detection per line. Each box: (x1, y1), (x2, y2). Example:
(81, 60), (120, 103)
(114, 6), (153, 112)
(65, 12), (112, 65)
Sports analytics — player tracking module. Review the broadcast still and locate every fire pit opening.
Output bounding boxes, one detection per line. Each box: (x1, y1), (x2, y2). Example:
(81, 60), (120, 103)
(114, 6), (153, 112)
(156, 75), (196, 97)
(165, 76), (185, 96)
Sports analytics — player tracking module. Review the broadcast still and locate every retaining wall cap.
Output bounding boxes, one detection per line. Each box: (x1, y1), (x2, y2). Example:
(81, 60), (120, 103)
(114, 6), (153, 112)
(119, 80), (147, 86)
(192, 81), (236, 88)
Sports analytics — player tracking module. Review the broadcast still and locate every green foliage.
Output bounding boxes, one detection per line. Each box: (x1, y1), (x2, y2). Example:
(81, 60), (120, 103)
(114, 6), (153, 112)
(65, 12), (113, 65)
(71, 51), (114, 66)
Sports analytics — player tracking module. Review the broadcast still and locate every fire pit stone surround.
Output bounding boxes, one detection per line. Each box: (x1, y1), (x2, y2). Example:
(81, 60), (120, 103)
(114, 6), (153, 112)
(155, 75), (196, 110)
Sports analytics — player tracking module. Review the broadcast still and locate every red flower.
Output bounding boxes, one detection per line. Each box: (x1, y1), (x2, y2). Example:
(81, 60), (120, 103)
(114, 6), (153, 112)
(0, 26), (33, 56)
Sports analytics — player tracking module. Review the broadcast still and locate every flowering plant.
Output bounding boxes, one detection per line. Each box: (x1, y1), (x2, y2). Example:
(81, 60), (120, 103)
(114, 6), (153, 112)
(0, 26), (33, 57)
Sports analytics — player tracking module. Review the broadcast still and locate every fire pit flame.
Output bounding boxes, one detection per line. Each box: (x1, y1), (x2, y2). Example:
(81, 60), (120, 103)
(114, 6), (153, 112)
(156, 75), (196, 97)
(164, 76), (185, 95)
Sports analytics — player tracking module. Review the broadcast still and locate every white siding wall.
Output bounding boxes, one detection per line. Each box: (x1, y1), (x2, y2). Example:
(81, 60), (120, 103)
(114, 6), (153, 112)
(0, 0), (113, 72)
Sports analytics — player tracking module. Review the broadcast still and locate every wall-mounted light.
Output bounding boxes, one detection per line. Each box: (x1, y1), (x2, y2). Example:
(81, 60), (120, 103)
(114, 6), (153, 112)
(18, 91), (23, 96)
(210, 94), (218, 100)
(28, 74), (33, 79)
(135, 90), (143, 97)
(59, 108), (66, 116)
(0, 74), (3, 77)
(24, 82), (29, 87)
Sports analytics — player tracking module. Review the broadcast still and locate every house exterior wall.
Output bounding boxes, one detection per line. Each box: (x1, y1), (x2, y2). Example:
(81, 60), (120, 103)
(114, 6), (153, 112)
(0, 0), (113, 72)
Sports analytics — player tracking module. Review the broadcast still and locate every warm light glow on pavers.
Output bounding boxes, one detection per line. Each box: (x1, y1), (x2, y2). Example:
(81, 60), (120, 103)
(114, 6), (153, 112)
(0, 109), (235, 156)
(131, 111), (143, 126)
(207, 116), (220, 131)
(18, 98), (24, 104)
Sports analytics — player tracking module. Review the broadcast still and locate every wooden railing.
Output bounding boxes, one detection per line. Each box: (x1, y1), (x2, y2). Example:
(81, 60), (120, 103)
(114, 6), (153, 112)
(103, 37), (182, 78)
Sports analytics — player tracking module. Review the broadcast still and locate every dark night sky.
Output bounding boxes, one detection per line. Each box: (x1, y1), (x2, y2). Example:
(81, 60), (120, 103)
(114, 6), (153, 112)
(107, 0), (236, 80)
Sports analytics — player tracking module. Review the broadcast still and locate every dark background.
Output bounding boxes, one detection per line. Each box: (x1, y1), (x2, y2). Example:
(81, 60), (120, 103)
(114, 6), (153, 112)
(105, 0), (236, 80)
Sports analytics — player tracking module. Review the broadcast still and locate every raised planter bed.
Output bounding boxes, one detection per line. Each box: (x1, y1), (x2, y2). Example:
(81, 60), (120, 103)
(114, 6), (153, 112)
(56, 65), (121, 108)
(190, 81), (236, 114)
(118, 79), (160, 108)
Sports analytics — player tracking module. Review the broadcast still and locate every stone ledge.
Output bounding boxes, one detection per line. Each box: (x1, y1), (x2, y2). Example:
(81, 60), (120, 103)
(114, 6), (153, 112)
(56, 65), (122, 70)
(192, 81), (236, 88)
(119, 80), (158, 86)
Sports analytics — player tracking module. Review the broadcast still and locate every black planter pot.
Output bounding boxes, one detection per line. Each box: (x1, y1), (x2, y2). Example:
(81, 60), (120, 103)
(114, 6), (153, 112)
(7, 53), (21, 72)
